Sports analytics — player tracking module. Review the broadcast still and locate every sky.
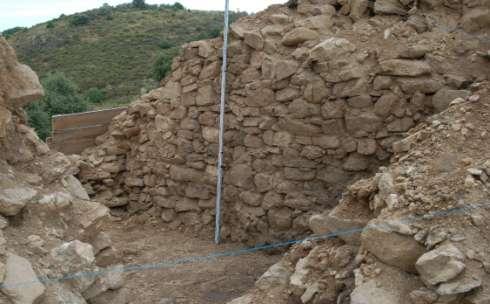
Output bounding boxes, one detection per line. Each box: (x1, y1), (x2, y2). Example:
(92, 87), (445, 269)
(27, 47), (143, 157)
(0, 0), (285, 31)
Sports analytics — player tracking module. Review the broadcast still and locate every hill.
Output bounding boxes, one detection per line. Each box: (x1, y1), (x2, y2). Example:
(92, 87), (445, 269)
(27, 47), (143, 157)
(5, 2), (245, 108)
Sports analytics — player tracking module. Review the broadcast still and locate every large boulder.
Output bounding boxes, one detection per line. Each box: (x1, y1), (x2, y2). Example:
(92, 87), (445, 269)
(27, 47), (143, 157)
(361, 219), (425, 272)
(1, 253), (46, 304)
(0, 184), (37, 216)
(351, 262), (422, 304)
(415, 243), (466, 286)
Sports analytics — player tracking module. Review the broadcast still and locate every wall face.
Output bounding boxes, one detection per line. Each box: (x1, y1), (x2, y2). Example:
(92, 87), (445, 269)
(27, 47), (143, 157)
(79, 0), (490, 243)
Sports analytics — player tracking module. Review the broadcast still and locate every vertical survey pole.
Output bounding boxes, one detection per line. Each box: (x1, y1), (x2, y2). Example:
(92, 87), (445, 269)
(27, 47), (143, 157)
(215, 0), (230, 244)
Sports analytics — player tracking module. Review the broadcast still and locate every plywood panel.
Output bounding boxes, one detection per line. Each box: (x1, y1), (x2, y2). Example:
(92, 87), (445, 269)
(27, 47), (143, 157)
(52, 107), (127, 130)
(49, 107), (127, 155)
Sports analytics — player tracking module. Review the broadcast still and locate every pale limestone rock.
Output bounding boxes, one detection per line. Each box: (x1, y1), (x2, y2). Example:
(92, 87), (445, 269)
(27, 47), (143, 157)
(1, 253), (45, 304)
(415, 243), (466, 286)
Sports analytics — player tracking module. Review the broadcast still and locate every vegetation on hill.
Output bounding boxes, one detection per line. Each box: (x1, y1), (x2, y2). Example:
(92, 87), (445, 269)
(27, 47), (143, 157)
(5, 1), (245, 109)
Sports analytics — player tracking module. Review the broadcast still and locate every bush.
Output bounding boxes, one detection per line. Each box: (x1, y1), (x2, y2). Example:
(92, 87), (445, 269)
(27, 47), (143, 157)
(70, 14), (90, 26)
(158, 40), (174, 49)
(46, 21), (56, 29)
(25, 102), (51, 140)
(1, 27), (27, 39)
(152, 48), (179, 81)
(42, 73), (88, 115)
(85, 88), (106, 103)
(26, 73), (88, 140)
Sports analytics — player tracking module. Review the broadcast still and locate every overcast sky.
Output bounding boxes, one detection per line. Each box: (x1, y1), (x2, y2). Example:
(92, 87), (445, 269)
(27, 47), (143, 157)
(0, 0), (285, 31)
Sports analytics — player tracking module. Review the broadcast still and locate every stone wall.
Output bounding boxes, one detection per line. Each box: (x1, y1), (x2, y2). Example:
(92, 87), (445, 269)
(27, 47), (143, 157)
(79, 0), (490, 243)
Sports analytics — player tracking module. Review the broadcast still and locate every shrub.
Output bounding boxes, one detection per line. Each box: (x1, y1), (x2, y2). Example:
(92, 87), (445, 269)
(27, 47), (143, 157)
(152, 48), (179, 81)
(1, 27), (27, 39)
(85, 88), (106, 103)
(70, 14), (90, 26)
(25, 102), (51, 141)
(46, 21), (56, 29)
(158, 40), (174, 49)
(42, 73), (88, 115)
(26, 73), (89, 140)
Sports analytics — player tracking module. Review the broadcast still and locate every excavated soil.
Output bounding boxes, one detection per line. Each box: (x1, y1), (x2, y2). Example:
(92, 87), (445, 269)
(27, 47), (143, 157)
(101, 221), (280, 304)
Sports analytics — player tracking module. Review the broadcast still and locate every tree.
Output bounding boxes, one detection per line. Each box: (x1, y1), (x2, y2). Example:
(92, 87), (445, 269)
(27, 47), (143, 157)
(70, 14), (90, 26)
(25, 102), (51, 140)
(1, 27), (27, 39)
(132, 0), (146, 9)
(172, 2), (185, 10)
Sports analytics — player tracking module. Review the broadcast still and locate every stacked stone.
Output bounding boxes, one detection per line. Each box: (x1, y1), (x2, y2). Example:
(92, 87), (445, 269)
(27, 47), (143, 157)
(79, 0), (489, 243)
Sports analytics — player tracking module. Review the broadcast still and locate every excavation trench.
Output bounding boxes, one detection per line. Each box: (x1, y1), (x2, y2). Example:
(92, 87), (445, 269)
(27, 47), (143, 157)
(97, 221), (280, 304)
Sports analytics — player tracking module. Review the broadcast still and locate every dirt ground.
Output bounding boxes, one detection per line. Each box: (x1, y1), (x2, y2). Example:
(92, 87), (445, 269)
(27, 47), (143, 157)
(102, 221), (281, 304)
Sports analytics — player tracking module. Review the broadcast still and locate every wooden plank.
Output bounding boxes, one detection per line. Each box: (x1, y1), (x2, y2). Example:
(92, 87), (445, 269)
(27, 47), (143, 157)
(51, 125), (109, 142)
(52, 107), (127, 130)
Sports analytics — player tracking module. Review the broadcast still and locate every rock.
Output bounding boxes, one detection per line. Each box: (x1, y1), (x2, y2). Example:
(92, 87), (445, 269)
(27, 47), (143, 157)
(409, 288), (438, 304)
(415, 243), (466, 286)
(432, 88), (470, 113)
(309, 210), (368, 245)
(227, 295), (253, 304)
(159, 298), (177, 304)
(374, 0), (408, 15)
(91, 232), (112, 255)
(1, 253), (45, 304)
(268, 208), (293, 230)
(72, 200), (110, 230)
(196, 85), (216, 106)
(0, 106), (11, 138)
(244, 31), (264, 50)
(43, 284), (87, 304)
(273, 59), (299, 81)
(345, 111), (382, 134)
(63, 175), (90, 200)
(309, 38), (356, 62)
(362, 219), (426, 272)
(83, 265), (125, 300)
(343, 153), (369, 172)
(0, 186), (37, 216)
(282, 27), (319, 46)
(350, 0), (369, 19)
(461, 8), (490, 32)
(6, 63), (44, 106)
(226, 164), (253, 188)
(255, 260), (293, 290)
(351, 262), (422, 304)
(52, 240), (95, 271)
(380, 60), (432, 76)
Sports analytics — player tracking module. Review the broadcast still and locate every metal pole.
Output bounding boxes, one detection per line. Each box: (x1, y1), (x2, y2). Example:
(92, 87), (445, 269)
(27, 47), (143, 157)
(215, 0), (230, 244)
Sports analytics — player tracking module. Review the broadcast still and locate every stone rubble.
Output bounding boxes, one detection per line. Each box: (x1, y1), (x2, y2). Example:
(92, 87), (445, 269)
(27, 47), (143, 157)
(0, 37), (125, 303)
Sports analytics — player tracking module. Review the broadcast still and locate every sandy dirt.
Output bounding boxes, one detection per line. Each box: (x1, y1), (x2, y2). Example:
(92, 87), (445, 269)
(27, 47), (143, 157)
(102, 221), (281, 304)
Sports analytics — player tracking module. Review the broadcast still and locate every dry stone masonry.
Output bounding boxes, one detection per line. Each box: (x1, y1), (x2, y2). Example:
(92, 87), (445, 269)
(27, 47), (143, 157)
(80, 0), (490, 244)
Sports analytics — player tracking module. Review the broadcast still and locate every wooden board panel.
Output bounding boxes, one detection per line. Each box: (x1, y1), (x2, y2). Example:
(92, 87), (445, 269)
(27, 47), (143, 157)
(52, 125), (109, 142)
(52, 107), (127, 130)
(49, 107), (127, 155)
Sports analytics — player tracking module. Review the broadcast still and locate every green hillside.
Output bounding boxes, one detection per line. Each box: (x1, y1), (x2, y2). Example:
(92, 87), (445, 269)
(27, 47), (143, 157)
(5, 2), (245, 108)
